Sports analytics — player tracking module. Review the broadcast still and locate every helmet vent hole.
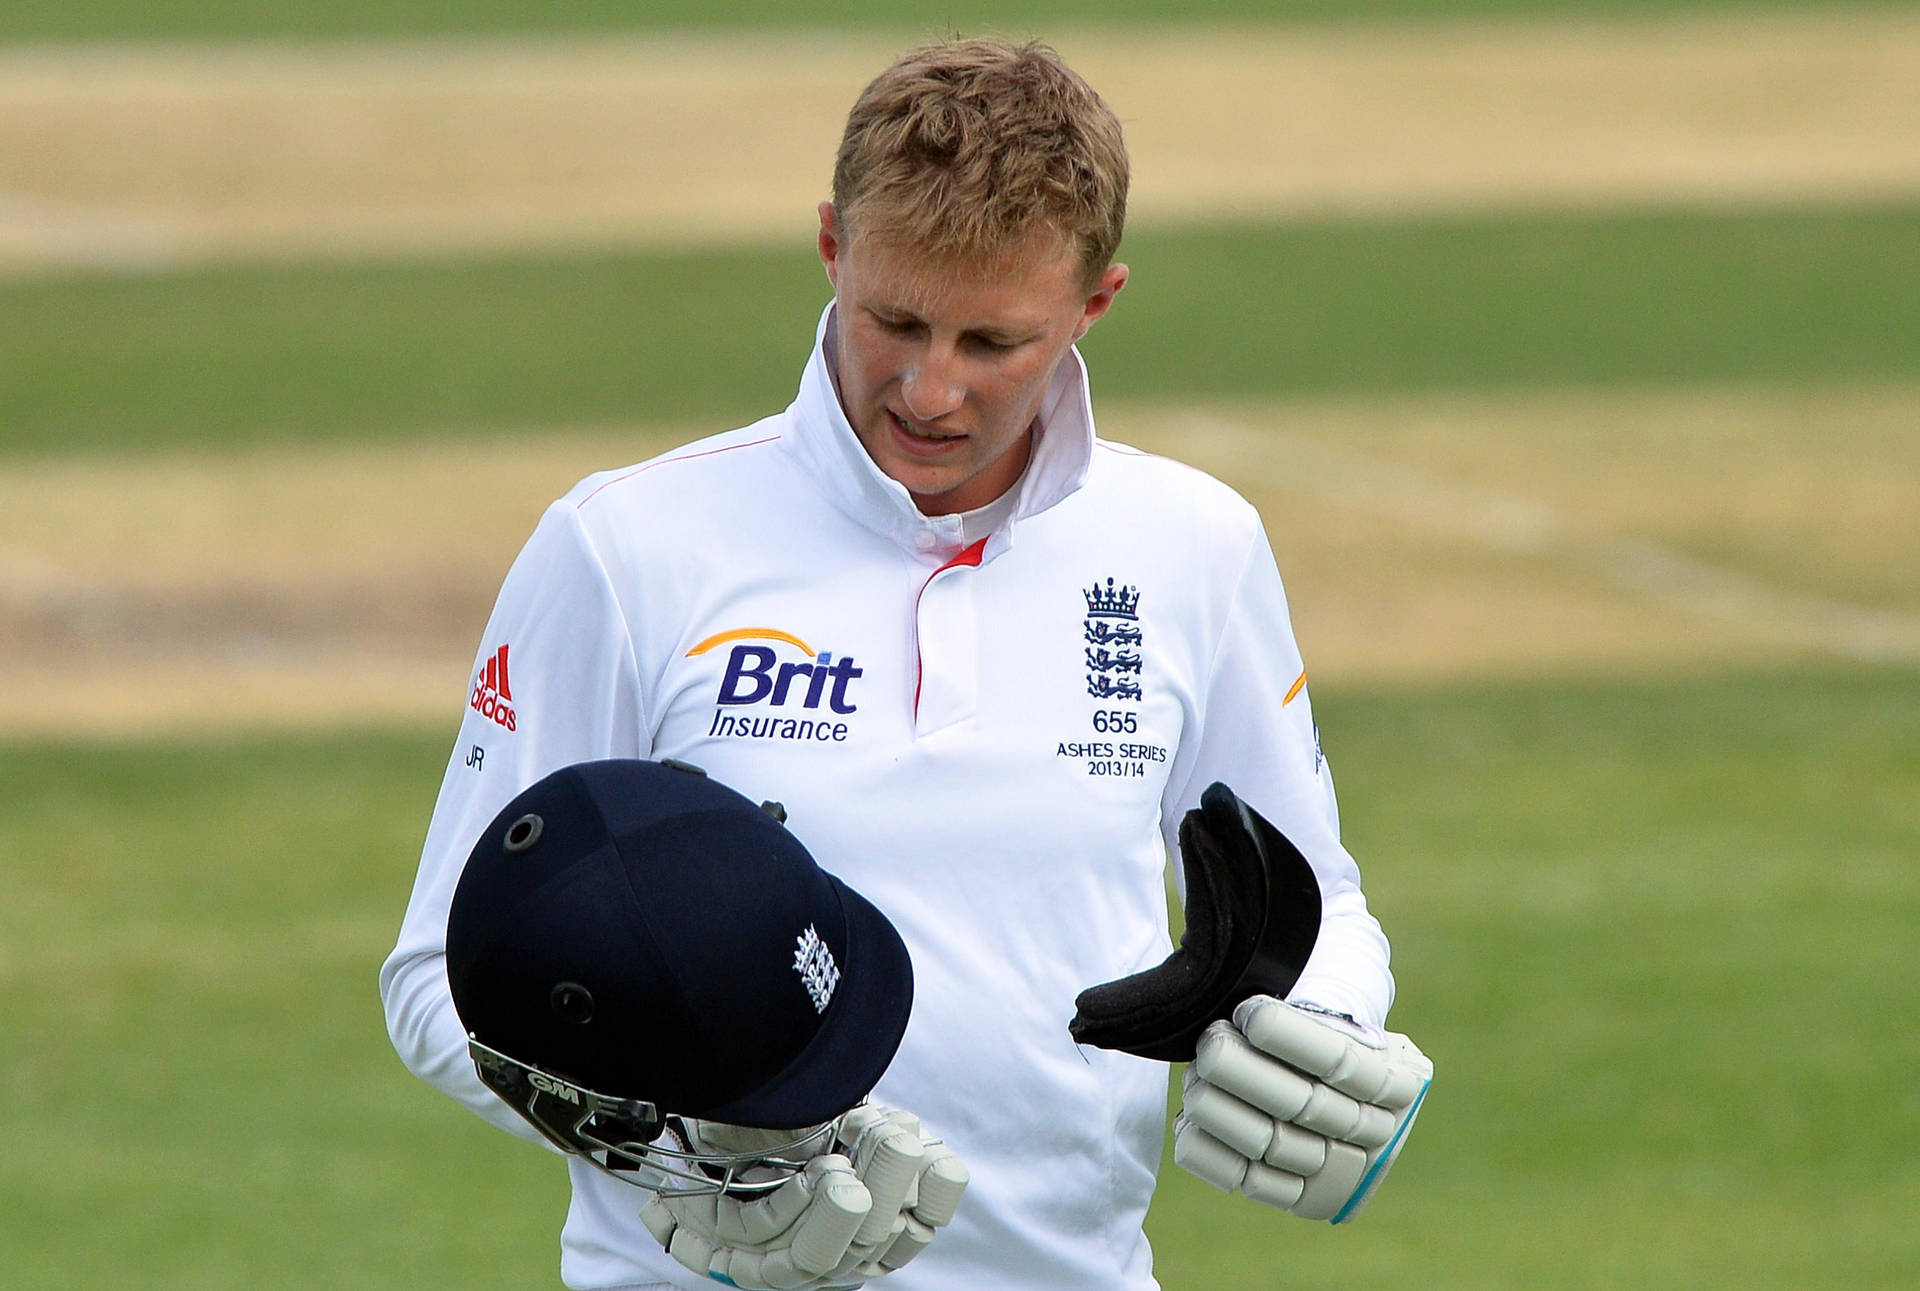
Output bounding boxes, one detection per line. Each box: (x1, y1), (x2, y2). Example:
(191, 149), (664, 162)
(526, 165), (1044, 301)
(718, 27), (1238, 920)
(550, 982), (595, 1024)
(504, 814), (544, 854)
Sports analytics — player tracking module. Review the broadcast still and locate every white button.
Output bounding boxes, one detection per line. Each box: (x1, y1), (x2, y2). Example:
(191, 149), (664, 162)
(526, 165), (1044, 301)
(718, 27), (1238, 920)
(914, 531), (938, 551)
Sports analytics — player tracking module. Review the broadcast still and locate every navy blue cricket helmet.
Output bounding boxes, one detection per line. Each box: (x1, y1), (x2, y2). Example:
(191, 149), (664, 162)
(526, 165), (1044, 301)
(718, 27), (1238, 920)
(445, 758), (914, 1170)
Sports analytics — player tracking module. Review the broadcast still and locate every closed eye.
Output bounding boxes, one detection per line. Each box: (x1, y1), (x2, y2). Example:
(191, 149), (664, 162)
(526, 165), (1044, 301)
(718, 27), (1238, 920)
(871, 312), (924, 336)
(869, 310), (1028, 351)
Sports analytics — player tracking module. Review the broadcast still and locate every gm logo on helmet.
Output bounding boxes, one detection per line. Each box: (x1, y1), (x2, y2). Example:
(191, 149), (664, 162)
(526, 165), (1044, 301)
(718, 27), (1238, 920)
(525, 1070), (581, 1104)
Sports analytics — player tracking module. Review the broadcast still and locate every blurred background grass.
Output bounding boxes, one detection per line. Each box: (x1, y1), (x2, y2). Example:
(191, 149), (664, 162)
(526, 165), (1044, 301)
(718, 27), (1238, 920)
(6, 207), (1918, 454)
(4, 671), (1914, 1286)
(2, 0), (1916, 1286)
(2, 0), (1900, 43)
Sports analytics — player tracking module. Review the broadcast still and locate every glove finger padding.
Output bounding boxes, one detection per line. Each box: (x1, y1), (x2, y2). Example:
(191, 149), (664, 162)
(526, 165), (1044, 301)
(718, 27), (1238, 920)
(642, 1103), (969, 1290)
(837, 1106), (970, 1278)
(906, 1140), (968, 1230)
(1236, 996), (1429, 1112)
(785, 1157), (873, 1275)
(1069, 783), (1322, 1062)
(1177, 1002), (1432, 1224)
(717, 1167), (831, 1246)
(837, 1107), (925, 1265)
(876, 1213), (936, 1270)
(645, 1154), (871, 1290)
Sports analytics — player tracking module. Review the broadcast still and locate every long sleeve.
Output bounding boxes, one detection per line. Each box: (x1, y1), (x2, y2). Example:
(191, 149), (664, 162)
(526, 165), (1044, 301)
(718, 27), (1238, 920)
(378, 500), (648, 1141)
(1157, 522), (1394, 1030)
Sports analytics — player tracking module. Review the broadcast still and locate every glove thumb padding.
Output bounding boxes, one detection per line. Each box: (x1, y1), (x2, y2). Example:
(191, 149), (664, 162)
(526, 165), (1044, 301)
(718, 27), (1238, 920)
(1069, 783), (1322, 1063)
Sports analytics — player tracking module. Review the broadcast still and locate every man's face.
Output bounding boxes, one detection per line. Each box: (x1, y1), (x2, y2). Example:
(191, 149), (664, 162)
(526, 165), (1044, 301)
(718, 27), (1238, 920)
(818, 203), (1127, 516)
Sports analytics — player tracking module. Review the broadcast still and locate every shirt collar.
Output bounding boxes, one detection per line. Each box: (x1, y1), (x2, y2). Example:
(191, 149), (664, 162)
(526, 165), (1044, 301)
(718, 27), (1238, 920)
(785, 302), (1095, 559)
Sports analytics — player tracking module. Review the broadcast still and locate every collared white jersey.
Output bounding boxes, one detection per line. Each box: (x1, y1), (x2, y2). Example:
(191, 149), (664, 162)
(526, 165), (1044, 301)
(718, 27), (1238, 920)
(381, 307), (1393, 1291)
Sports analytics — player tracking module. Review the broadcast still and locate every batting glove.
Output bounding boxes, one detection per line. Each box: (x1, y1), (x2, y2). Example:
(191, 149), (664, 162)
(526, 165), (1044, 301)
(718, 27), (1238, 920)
(639, 1103), (968, 1289)
(1174, 997), (1432, 1223)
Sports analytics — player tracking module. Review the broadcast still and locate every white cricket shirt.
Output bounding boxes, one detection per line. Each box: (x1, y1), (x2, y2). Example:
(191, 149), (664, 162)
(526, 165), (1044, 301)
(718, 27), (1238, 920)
(381, 306), (1394, 1290)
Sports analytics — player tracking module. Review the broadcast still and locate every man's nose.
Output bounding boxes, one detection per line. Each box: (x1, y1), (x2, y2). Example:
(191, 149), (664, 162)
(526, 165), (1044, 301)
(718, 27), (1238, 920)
(901, 351), (965, 422)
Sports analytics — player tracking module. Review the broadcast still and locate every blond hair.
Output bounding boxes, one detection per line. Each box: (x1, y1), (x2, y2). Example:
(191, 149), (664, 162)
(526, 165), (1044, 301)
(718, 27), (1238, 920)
(831, 37), (1129, 284)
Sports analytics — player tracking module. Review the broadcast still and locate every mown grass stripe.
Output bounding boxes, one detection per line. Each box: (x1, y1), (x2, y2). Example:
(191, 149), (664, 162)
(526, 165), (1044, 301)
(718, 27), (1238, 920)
(4, 204), (1917, 455)
(3, 665), (1915, 1286)
(2, 0), (1897, 43)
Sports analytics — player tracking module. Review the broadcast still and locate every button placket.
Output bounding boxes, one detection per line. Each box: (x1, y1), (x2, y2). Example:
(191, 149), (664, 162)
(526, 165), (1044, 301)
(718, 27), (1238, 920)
(910, 537), (987, 736)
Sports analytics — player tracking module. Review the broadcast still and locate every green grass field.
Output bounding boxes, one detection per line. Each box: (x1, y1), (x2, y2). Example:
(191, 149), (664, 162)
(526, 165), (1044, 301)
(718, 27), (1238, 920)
(1151, 667), (1920, 1288)
(4, 667), (1916, 1286)
(7, 0), (1918, 1284)
(6, 206), (1918, 454)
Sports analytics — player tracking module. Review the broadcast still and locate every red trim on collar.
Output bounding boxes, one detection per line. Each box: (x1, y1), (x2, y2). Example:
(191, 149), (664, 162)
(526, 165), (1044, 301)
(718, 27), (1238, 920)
(912, 537), (989, 722)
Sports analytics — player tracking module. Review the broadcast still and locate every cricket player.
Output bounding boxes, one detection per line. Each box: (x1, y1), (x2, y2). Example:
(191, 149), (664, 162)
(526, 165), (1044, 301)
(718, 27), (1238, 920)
(445, 757), (970, 1289)
(382, 36), (1431, 1291)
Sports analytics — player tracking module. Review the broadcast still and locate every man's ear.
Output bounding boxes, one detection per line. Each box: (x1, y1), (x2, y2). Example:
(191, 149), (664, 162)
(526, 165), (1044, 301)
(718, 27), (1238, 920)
(1074, 262), (1129, 341)
(818, 201), (843, 290)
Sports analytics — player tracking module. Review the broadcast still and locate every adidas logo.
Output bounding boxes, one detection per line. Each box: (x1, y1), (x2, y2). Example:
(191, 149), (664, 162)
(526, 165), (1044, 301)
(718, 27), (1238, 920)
(470, 644), (518, 732)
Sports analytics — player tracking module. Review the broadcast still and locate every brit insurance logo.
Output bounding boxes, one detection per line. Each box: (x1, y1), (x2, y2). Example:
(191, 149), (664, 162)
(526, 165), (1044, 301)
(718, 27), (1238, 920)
(1083, 577), (1143, 701)
(470, 643), (517, 731)
(688, 627), (864, 745)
